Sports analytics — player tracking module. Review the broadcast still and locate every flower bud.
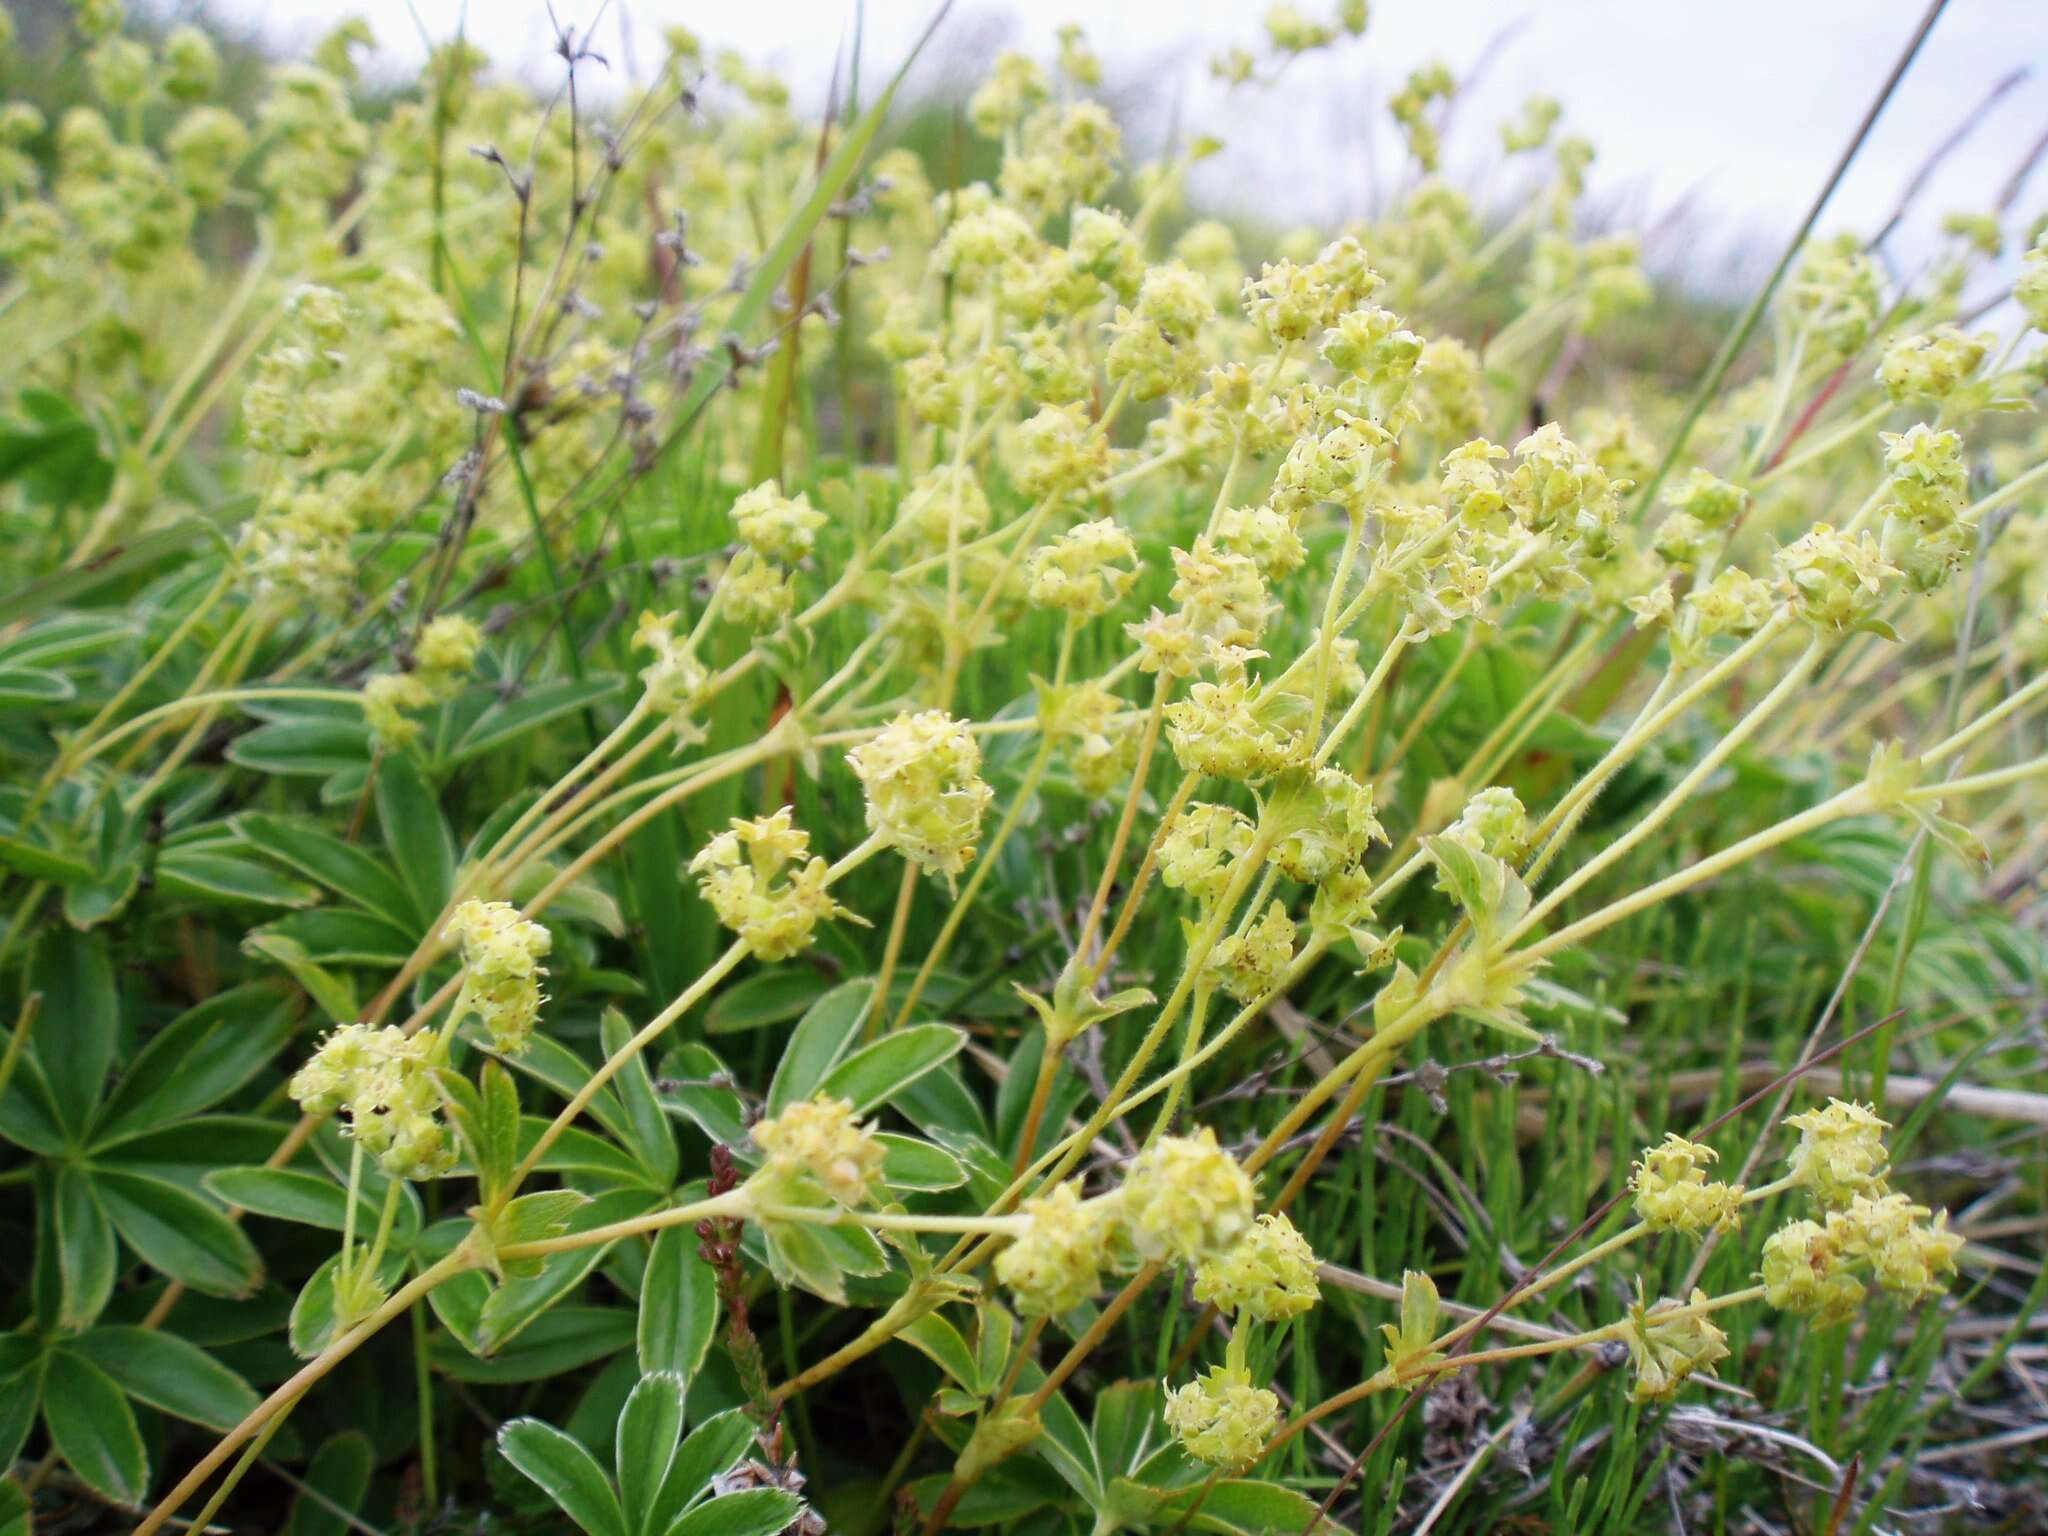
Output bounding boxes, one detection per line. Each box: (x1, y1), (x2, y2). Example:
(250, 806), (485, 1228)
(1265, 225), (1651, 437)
(1164, 1366), (1279, 1468)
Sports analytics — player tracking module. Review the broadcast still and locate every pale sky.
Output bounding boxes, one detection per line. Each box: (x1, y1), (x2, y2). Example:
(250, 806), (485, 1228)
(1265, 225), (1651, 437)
(180, 0), (2048, 296)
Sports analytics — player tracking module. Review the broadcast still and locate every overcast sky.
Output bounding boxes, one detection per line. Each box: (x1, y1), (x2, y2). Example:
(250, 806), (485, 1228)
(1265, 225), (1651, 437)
(183, 1), (2048, 296)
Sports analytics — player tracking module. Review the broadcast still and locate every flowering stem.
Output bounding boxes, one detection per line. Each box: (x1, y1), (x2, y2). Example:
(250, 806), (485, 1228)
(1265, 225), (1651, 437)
(1523, 784), (1877, 963)
(1509, 636), (1824, 945)
(497, 1188), (750, 1261)
(1075, 677), (1172, 961)
(509, 941), (750, 1193)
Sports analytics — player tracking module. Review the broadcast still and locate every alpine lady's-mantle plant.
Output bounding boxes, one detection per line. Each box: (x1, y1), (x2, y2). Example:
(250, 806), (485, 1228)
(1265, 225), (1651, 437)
(0, 1), (2044, 1533)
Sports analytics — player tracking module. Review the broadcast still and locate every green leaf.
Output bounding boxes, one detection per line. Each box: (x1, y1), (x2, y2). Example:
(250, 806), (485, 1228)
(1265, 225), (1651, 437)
(290, 1431), (375, 1536)
(655, 1042), (748, 1147)
(0, 1339), (41, 1473)
(201, 1166), (408, 1239)
(638, 1224), (719, 1380)
(647, 1409), (756, 1536)
(375, 754), (457, 925)
(248, 907), (417, 966)
(492, 1190), (591, 1262)
(1154, 1477), (1336, 1533)
(0, 1469), (28, 1536)
(0, 664), (76, 707)
(54, 1164), (117, 1330)
(31, 926), (118, 1139)
(0, 825), (95, 885)
(0, 611), (132, 669)
(0, 1049), (74, 1156)
(230, 812), (419, 929)
(446, 678), (624, 767)
(617, 1372), (687, 1536)
(156, 847), (323, 908)
(664, 1489), (804, 1536)
(70, 1325), (260, 1431)
(477, 1190), (653, 1351)
(878, 1132), (967, 1191)
(499, 1416), (627, 1536)
(95, 1167), (263, 1297)
(603, 1007), (679, 1186)
(43, 1348), (148, 1507)
(436, 1305), (634, 1382)
(704, 969), (832, 1035)
(814, 1024), (966, 1115)
(0, 389), (115, 508)
(224, 717), (374, 778)
(93, 982), (299, 1143)
(478, 1058), (523, 1202)
(240, 932), (359, 1027)
(289, 1248), (406, 1358)
(901, 1313), (980, 1393)
(764, 980), (872, 1114)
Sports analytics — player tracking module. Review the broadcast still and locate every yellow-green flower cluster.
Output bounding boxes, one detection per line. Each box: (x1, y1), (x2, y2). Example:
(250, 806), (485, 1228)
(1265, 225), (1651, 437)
(1192, 1211), (1320, 1321)
(1441, 785), (1529, 863)
(994, 1182), (1118, 1317)
(1026, 517), (1140, 617)
(749, 1093), (886, 1209)
(1876, 325), (1990, 405)
(1270, 767), (1385, 884)
(731, 479), (826, 564)
(1782, 1098), (1890, 1207)
(2017, 239), (2048, 332)
(847, 710), (995, 879)
(288, 1023), (453, 1181)
(632, 611), (711, 742)
(363, 614), (483, 749)
(1203, 898), (1297, 1003)
(443, 899), (552, 1055)
(1163, 1365), (1280, 1469)
(1507, 423), (1627, 558)
(1774, 524), (1898, 633)
(1630, 1133), (1744, 1236)
(1877, 424), (1974, 595)
(1761, 1100), (1963, 1324)
(690, 808), (858, 961)
(1120, 1127), (1257, 1264)
(1790, 233), (1884, 356)
(1625, 1287), (1730, 1403)
(1159, 803), (1257, 907)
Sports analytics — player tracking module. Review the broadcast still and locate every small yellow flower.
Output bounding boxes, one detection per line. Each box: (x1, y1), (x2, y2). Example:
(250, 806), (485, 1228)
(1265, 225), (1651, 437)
(1760, 1218), (1866, 1325)
(443, 899), (552, 1055)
